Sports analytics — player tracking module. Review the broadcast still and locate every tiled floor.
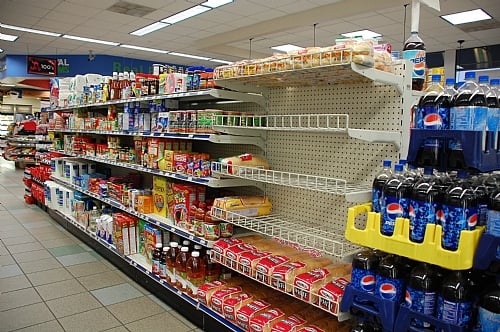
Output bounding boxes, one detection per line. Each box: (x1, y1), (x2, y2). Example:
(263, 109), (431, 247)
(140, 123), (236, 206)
(0, 159), (203, 332)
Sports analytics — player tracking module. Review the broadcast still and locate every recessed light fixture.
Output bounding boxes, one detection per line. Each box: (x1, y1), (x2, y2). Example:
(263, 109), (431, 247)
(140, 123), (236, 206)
(0, 23), (61, 37)
(62, 35), (119, 46)
(130, 22), (170, 36)
(0, 32), (19, 42)
(341, 29), (382, 39)
(169, 52), (210, 60)
(209, 58), (232, 64)
(271, 44), (304, 53)
(441, 8), (492, 25)
(161, 5), (211, 24)
(202, 0), (233, 8)
(120, 44), (169, 54)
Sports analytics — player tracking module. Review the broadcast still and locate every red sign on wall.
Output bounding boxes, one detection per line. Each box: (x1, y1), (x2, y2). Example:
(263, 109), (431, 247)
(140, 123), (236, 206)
(27, 56), (57, 76)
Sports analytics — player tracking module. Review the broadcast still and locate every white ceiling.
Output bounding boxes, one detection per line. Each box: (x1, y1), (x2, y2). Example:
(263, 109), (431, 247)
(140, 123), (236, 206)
(0, 0), (499, 68)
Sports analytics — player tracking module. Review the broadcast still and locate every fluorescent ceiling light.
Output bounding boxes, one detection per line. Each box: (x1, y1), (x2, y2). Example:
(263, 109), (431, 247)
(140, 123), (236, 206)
(161, 5), (211, 24)
(120, 44), (169, 54)
(0, 23), (61, 37)
(169, 52), (210, 60)
(271, 44), (304, 53)
(0, 32), (18, 42)
(130, 22), (169, 36)
(62, 34), (119, 46)
(202, 0), (233, 8)
(341, 29), (382, 39)
(209, 58), (232, 64)
(441, 8), (492, 25)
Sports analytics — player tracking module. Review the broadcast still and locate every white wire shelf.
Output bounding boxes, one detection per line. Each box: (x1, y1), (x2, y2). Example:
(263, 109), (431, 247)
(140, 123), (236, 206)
(212, 113), (401, 148)
(211, 208), (360, 259)
(211, 161), (371, 201)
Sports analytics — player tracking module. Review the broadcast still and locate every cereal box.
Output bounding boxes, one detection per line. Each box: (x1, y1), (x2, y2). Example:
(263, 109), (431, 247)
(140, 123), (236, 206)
(152, 176), (168, 218)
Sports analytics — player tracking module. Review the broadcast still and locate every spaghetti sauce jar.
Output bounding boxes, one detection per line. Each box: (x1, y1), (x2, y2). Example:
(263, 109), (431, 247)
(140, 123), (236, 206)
(203, 208), (220, 241)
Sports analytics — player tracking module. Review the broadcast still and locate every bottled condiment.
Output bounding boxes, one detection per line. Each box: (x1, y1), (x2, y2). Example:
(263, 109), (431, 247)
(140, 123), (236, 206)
(204, 208), (220, 241)
(204, 249), (221, 282)
(188, 200), (199, 233)
(159, 246), (169, 280)
(166, 242), (179, 285)
(151, 243), (162, 275)
(194, 203), (207, 237)
(186, 251), (206, 297)
(175, 246), (191, 291)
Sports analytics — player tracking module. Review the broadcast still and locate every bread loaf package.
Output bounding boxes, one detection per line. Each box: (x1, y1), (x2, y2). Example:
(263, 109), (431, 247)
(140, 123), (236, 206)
(225, 243), (258, 269)
(271, 305), (330, 332)
(212, 238), (243, 263)
(297, 317), (351, 332)
(317, 276), (351, 315)
(236, 299), (273, 331)
(248, 298), (305, 332)
(238, 250), (273, 277)
(220, 153), (269, 175)
(197, 280), (227, 306)
(270, 257), (333, 293)
(293, 263), (351, 304)
(210, 286), (243, 315)
(223, 292), (255, 323)
(255, 251), (314, 285)
(211, 196), (272, 220)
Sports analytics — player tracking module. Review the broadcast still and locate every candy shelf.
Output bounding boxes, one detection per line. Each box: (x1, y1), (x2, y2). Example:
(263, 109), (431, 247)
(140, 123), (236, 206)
(49, 89), (266, 112)
(52, 150), (256, 189)
(47, 129), (265, 150)
(211, 208), (359, 259)
(407, 129), (500, 172)
(211, 161), (371, 202)
(209, 251), (351, 322)
(52, 209), (243, 332)
(345, 203), (485, 270)
(49, 176), (215, 248)
(212, 114), (401, 149)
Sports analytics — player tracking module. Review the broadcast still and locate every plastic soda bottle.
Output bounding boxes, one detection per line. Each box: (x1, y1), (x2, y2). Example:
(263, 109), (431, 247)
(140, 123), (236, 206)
(372, 160), (392, 213)
(403, 31), (426, 91)
(381, 164), (408, 236)
(437, 270), (473, 327)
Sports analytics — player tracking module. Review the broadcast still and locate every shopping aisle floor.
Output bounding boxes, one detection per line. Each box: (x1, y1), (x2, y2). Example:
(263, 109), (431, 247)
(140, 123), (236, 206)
(0, 160), (204, 332)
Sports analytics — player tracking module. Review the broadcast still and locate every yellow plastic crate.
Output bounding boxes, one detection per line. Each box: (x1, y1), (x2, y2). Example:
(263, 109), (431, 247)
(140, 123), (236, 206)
(345, 203), (484, 270)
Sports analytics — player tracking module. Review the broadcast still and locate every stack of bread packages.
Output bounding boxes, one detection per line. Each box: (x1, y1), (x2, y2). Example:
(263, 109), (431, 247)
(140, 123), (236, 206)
(204, 235), (353, 331)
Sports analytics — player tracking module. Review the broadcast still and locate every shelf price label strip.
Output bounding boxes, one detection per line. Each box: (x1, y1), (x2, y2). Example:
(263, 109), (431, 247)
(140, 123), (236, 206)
(49, 176), (213, 249)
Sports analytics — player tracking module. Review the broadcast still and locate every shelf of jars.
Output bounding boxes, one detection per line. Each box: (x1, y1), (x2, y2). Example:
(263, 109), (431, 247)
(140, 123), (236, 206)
(212, 114), (401, 149)
(52, 149), (256, 189)
(51, 209), (244, 332)
(214, 56), (404, 94)
(49, 176), (216, 248)
(211, 161), (372, 202)
(49, 89), (266, 112)
(47, 128), (265, 150)
(210, 207), (360, 260)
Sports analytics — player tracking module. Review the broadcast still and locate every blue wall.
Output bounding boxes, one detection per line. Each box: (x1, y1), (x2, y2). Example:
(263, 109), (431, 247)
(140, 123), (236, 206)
(2, 54), (187, 78)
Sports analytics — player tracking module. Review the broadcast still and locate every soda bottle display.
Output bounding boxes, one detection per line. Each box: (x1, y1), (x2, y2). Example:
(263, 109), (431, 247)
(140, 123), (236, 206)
(472, 174), (490, 227)
(450, 71), (488, 131)
(478, 289), (500, 331)
(408, 167), (439, 243)
(372, 160), (392, 213)
(381, 164), (409, 236)
(151, 243), (162, 275)
(484, 77), (500, 151)
(437, 270), (473, 327)
(403, 31), (426, 91)
(350, 250), (379, 294)
(186, 251), (206, 297)
(405, 262), (441, 328)
(487, 189), (500, 236)
(416, 75), (449, 130)
(375, 254), (405, 302)
(442, 170), (478, 251)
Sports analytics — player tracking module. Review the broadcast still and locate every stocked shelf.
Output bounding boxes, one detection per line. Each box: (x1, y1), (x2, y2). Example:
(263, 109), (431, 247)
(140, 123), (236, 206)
(47, 129), (265, 150)
(209, 250), (351, 322)
(52, 150), (256, 189)
(49, 176), (215, 248)
(345, 203), (484, 270)
(7, 135), (51, 143)
(215, 62), (403, 94)
(211, 161), (371, 202)
(211, 208), (359, 259)
(49, 89), (266, 112)
(52, 209), (244, 332)
(212, 114), (401, 148)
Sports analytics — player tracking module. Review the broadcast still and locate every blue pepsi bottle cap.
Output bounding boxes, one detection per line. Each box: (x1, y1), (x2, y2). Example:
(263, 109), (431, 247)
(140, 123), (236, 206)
(423, 167), (433, 175)
(395, 164), (404, 172)
(409, 164), (418, 170)
(431, 75), (441, 82)
(383, 160), (392, 167)
(490, 79), (500, 86)
(399, 159), (407, 165)
(465, 72), (475, 79)
(478, 75), (489, 83)
(445, 78), (455, 85)
(458, 81), (466, 88)
(457, 169), (468, 178)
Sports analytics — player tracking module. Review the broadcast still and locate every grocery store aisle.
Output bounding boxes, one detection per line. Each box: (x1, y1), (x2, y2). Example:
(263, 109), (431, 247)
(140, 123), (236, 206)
(0, 160), (203, 332)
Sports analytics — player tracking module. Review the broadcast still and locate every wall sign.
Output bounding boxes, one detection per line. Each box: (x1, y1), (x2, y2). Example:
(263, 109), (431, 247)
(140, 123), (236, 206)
(27, 56), (57, 76)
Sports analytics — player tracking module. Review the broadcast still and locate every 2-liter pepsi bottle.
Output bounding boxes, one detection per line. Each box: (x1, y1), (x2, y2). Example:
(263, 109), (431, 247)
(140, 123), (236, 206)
(381, 164), (410, 236)
(372, 160), (393, 213)
(437, 270), (473, 328)
(403, 31), (426, 91)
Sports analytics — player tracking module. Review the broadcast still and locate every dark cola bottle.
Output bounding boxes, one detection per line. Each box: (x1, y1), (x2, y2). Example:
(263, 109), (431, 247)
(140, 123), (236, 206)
(403, 31), (426, 91)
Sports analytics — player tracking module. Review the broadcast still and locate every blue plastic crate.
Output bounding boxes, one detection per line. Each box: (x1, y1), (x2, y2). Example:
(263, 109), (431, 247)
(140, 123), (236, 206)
(395, 305), (475, 332)
(473, 233), (500, 270)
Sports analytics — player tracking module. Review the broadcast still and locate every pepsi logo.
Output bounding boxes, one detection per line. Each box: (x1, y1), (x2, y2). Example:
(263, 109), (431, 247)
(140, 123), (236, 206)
(360, 274), (375, 292)
(468, 213), (478, 228)
(386, 202), (403, 219)
(408, 205), (416, 219)
(423, 113), (443, 128)
(405, 290), (412, 307)
(379, 283), (398, 300)
(436, 209), (445, 223)
(412, 51), (426, 77)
